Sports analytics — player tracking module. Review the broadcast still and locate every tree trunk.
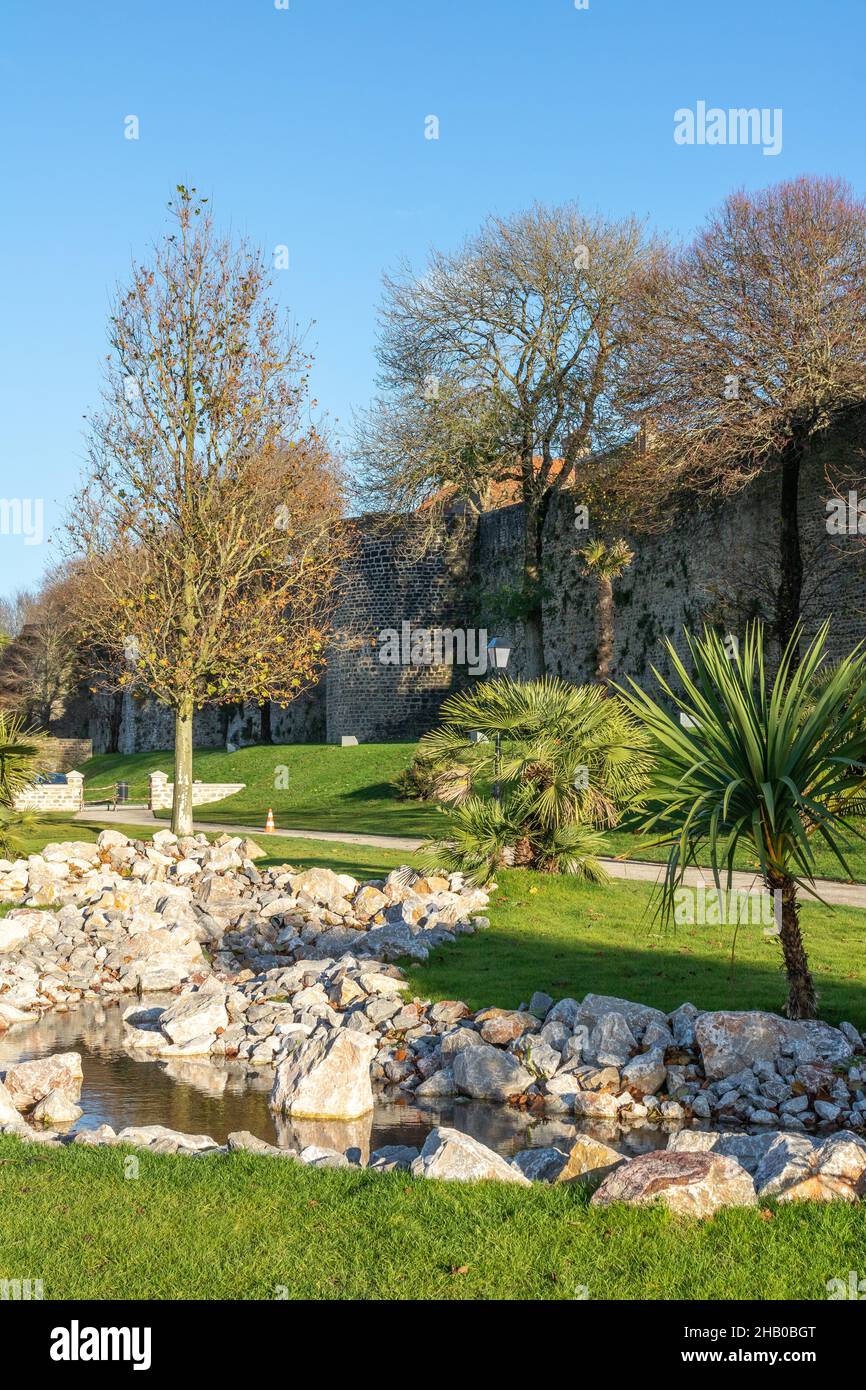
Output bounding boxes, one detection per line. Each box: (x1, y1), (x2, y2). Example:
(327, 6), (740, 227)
(513, 835), (534, 867)
(775, 429), (806, 659)
(107, 689), (123, 755)
(522, 499), (545, 678)
(259, 700), (272, 744)
(766, 870), (817, 1019)
(595, 576), (614, 683)
(172, 700), (194, 836)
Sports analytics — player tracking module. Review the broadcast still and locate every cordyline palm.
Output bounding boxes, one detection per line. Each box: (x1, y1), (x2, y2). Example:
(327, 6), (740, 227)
(419, 675), (652, 882)
(580, 538), (634, 683)
(618, 622), (866, 1020)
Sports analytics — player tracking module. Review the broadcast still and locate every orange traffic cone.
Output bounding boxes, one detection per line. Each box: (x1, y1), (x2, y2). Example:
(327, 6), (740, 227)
(264, 808), (275, 834)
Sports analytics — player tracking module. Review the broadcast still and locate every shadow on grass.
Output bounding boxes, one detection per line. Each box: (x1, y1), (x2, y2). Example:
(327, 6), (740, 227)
(400, 919), (866, 1028)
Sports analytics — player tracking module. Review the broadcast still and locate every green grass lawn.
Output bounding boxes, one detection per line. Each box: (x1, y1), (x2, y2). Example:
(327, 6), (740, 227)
(606, 822), (866, 888)
(79, 742), (444, 837)
(0, 1134), (862, 1300)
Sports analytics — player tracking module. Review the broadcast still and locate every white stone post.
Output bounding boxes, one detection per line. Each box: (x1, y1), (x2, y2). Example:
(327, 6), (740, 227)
(149, 770), (169, 811)
(65, 770), (84, 811)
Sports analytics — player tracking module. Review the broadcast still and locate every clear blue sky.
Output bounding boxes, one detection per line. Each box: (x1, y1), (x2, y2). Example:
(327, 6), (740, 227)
(1, 0), (864, 594)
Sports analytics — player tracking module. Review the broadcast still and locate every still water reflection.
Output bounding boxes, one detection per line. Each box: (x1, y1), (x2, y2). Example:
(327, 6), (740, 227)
(0, 999), (672, 1162)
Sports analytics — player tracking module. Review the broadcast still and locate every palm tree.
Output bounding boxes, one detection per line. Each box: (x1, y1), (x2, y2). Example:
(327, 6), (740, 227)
(579, 538), (635, 684)
(0, 710), (41, 858)
(618, 622), (866, 1020)
(419, 675), (652, 882)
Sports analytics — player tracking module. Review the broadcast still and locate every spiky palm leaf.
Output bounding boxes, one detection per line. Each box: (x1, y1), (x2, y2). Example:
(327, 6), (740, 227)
(617, 621), (866, 1018)
(421, 795), (516, 884)
(579, 537), (635, 582)
(0, 711), (42, 809)
(0, 811), (36, 861)
(618, 622), (866, 906)
(419, 676), (652, 878)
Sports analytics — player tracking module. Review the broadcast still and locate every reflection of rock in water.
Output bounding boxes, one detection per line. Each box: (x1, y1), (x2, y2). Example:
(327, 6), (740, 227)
(0, 1000), (678, 1162)
(274, 1113), (374, 1162)
(161, 1059), (229, 1097)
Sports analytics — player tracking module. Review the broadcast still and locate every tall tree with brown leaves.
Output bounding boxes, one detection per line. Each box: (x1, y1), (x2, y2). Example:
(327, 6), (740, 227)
(624, 177), (866, 655)
(72, 187), (344, 833)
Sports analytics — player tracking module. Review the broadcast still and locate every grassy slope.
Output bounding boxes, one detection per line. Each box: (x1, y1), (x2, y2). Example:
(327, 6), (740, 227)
(0, 1136), (863, 1300)
(80, 742), (444, 837)
(79, 743), (866, 882)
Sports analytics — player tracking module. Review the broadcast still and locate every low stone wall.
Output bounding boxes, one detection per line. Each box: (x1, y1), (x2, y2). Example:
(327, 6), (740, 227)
(36, 738), (93, 775)
(147, 771), (245, 812)
(12, 771), (84, 813)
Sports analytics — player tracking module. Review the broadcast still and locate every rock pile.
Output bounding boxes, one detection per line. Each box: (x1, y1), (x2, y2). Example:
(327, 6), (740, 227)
(0, 829), (489, 1024)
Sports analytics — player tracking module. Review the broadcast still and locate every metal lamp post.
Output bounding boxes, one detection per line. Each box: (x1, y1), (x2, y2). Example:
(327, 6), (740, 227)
(486, 638), (511, 801)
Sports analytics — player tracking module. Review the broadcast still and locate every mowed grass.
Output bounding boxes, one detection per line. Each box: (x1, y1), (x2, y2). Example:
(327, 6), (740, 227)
(605, 822), (866, 889)
(80, 742), (444, 838)
(0, 1135), (863, 1300)
(79, 742), (866, 882)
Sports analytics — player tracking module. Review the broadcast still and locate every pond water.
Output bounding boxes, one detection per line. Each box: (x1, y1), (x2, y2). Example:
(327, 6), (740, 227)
(0, 999), (675, 1162)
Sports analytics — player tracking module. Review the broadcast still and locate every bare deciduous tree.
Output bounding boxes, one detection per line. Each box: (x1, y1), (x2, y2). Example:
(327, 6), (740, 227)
(0, 573), (80, 727)
(363, 203), (650, 673)
(623, 176), (866, 654)
(72, 187), (345, 833)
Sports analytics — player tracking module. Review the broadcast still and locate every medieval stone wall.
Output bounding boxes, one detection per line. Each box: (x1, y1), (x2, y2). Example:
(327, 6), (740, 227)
(470, 438), (865, 691)
(323, 516), (478, 743)
(52, 420), (866, 753)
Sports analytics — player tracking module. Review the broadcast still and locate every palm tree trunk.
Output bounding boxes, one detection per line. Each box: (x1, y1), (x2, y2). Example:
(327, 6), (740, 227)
(766, 870), (817, 1019)
(522, 500), (545, 678)
(513, 835), (534, 867)
(595, 576), (614, 683)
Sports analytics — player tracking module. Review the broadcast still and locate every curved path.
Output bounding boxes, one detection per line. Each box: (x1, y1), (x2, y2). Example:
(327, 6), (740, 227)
(73, 805), (866, 909)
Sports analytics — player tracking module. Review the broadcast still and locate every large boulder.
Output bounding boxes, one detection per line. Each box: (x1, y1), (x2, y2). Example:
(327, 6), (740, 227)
(511, 1146), (569, 1182)
(587, 1012), (638, 1066)
(667, 1128), (785, 1176)
(621, 1048), (667, 1095)
(695, 1011), (851, 1080)
(0, 917), (30, 953)
(159, 991), (228, 1046)
(576, 994), (667, 1037)
(452, 1043), (533, 1101)
(115, 1124), (221, 1154)
(270, 1030), (377, 1119)
(754, 1129), (866, 1202)
(476, 1008), (539, 1046)
(591, 1149), (757, 1217)
(31, 1089), (83, 1127)
(0, 1078), (23, 1127)
(1, 1052), (83, 1112)
(411, 1127), (531, 1185)
(557, 1135), (625, 1188)
(290, 868), (358, 914)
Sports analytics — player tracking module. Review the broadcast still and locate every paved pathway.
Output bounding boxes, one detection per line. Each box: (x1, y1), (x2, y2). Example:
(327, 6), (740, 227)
(75, 805), (422, 852)
(74, 805), (866, 908)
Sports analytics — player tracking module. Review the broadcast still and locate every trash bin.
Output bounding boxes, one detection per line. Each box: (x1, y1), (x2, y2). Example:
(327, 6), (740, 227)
(115, 781), (129, 804)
